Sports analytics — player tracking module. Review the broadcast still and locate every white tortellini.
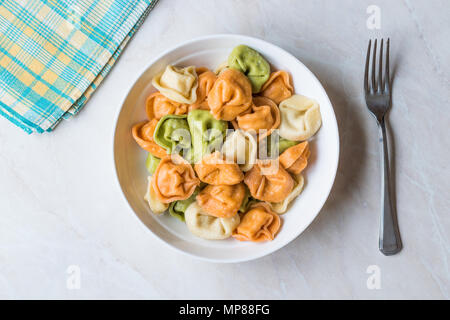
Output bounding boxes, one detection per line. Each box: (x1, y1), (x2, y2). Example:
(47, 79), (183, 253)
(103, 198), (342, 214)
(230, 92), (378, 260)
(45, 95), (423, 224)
(152, 65), (198, 104)
(221, 129), (257, 172)
(185, 202), (240, 240)
(269, 174), (304, 214)
(279, 94), (322, 141)
(144, 176), (168, 214)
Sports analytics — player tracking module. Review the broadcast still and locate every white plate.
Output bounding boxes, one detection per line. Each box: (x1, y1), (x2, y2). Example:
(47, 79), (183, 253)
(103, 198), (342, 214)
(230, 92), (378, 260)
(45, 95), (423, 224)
(113, 34), (339, 263)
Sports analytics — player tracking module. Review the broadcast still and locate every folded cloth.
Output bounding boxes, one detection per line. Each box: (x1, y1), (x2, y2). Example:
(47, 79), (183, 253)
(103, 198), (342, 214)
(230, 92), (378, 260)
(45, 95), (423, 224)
(0, 0), (158, 133)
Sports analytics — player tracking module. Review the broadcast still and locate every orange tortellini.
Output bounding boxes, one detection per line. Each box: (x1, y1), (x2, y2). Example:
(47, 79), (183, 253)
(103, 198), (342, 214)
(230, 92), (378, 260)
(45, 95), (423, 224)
(279, 141), (310, 175)
(189, 67), (217, 110)
(244, 159), (294, 203)
(152, 155), (200, 203)
(269, 174), (304, 214)
(194, 152), (244, 185)
(233, 96), (280, 140)
(260, 71), (294, 104)
(196, 183), (246, 218)
(131, 119), (167, 158)
(233, 202), (281, 242)
(146, 92), (188, 120)
(207, 68), (252, 121)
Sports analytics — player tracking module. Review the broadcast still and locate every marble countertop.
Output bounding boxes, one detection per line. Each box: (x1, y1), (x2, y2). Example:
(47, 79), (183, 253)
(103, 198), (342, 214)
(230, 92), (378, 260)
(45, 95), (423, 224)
(0, 0), (449, 299)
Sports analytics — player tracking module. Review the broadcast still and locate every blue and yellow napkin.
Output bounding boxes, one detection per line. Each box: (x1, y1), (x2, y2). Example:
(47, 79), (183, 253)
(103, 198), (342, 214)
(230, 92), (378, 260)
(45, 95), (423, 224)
(0, 0), (158, 133)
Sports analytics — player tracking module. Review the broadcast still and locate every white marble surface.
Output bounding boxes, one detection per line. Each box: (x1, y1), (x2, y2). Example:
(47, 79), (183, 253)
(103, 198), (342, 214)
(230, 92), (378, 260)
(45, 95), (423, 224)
(0, 0), (449, 299)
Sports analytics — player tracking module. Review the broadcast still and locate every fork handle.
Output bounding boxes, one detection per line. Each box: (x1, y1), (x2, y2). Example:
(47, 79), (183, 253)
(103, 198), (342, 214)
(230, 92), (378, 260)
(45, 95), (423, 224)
(378, 119), (402, 255)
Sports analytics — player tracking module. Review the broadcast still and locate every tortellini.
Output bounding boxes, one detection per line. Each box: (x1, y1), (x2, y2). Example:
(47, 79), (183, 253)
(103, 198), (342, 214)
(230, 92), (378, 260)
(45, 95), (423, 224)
(279, 141), (310, 175)
(279, 94), (322, 141)
(189, 68), (217, 110)
(244, 159), (294, 203)
(152, 65), (198, 104)
(233, 97), (280, 140)
(154, 114), (191, 157)
(269, 174), (304, 214)
(187, 110), (227, 163)
(152, 155), (200, 203)
(145, 153), (161, 175)
(169, 189), (199, 221)
(207, 68), (252, 121)
(144, 176), (168, 214)
(228, 45), (270, 93)
(146, 92), (188, 120)
(185, 202), (240, 240)
(221, 129), (257, 172)
(131, 120), (167, 158)
(196, 183), (246, 218)
(232, 202), (281, 242)
(133, 46), (325, 242)
(260, 71), (294, 104)
(194, 152), (244, 185)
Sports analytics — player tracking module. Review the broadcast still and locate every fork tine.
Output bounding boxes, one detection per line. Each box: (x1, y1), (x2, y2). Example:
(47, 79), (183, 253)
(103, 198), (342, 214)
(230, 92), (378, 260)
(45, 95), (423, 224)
(378, 39), (384, 92)
(385, 38), (390, 93)
(364, 40), (371, 94)
(371, 39), (377, 91)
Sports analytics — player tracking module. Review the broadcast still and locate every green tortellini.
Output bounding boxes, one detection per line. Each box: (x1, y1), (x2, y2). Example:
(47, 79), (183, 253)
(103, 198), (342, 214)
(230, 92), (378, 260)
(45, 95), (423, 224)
(228, 44), (270, 93)
(266, 131), (299, 156)
(145, 153), (161, 175)
(169, 189), (199, 221)
(187, 110), (227, 163)
(154, 114), (192, 158)
(277, 137), (299, 154)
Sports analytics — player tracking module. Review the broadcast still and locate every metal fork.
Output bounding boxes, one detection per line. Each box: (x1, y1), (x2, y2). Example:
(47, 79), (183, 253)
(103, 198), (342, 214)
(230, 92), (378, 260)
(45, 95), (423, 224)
(364, 39), (402, 255)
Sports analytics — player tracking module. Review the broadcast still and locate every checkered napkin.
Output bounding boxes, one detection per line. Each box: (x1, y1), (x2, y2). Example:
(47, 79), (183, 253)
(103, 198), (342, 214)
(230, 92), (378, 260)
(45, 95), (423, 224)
(0, 0), (158, 133)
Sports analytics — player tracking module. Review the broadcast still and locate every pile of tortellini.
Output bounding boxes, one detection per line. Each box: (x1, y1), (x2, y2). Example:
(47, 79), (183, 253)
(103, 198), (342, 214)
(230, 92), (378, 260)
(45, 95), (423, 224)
(132, 45), (322, 242)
